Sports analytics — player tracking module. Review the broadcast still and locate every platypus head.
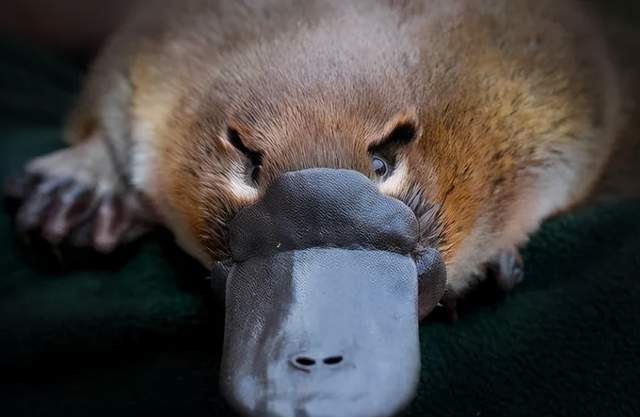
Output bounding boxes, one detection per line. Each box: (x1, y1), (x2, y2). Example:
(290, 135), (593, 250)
(147, 9), (511, 416)
(213, 169), (446, 417)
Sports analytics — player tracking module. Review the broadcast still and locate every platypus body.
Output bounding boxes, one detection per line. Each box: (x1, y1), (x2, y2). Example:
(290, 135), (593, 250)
(7, 0), (640, 416)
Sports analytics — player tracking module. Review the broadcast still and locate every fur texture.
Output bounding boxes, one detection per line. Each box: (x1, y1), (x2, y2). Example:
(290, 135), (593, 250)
(13, 0), (639, 296)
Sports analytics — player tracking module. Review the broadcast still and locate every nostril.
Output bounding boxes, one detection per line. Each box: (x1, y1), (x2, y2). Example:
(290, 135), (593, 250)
(290, 355), (317, 371)
(323, 355), (343, 365)
(295, 357), (316, 366)
(290, 354), (344, 371)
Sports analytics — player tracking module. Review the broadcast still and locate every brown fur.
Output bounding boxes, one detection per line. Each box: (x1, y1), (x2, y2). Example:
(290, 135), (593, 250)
(28, 0), (639, 294)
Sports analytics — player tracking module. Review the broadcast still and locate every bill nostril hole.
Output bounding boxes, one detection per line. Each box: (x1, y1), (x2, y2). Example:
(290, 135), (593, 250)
(296, 357), (316, 366)
(291, 355), (317, 370)
(323, 356), (343, 365)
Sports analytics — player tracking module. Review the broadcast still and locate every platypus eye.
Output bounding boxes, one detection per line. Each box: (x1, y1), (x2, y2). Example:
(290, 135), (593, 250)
(368, 121), (417, 179)
(227, 127), (263, 183)
(372, 156), (389, 177)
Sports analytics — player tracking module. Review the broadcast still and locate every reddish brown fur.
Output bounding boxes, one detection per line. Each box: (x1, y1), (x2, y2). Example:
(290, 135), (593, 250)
(40, 0), (638, 293)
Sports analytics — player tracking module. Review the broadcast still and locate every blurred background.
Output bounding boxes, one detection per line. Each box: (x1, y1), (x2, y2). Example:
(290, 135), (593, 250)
(2, 0), (640, 58)
(0, 0), (136, 60)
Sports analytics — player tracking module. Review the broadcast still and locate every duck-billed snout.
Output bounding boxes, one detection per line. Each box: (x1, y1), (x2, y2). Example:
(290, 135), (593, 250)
(214, 169), (446, 417)
(220, 248), (421, 417)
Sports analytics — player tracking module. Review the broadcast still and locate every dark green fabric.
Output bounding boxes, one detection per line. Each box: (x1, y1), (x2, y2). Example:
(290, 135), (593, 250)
(0, 38), (639, 417)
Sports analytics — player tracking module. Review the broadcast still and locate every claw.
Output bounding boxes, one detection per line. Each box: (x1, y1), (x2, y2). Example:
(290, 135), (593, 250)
(120, 193), (154, 243)
(487, 250), (524, 293)
(6, 141), (156, 254)
(67, 216), (95, 248)
(7, 169), (154, 253)
(42, 183), (96, 244)
(93, 195), (132, 253)
(16, 177), (70, 232)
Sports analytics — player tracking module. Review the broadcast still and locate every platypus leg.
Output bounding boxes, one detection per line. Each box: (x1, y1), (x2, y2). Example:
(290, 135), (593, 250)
(5, 135), (155, 253)
(434, 249), (524, 322)
(486, 249), (524, 293)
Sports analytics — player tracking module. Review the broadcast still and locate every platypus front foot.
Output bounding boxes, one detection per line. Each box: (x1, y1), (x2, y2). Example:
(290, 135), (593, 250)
(5, 139), (155, 253)
(434, 248), (524, 322)
(487, 249), (525, 293)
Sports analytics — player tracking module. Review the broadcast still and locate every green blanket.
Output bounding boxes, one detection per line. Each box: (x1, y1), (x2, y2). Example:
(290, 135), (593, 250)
(0, 38), (638, 417)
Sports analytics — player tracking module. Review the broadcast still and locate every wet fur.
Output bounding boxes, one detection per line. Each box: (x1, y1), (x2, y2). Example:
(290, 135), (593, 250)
(16, 0), (639, 296)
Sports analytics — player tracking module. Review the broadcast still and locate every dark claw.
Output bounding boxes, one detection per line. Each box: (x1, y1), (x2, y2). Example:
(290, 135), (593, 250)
(7, 170), (154, 253)
(65, 193), (151, 251)
(67, 216), (96, 248)
(119, 193), (155, 244)
(487, 250), (524, 293)
(16, 177), (70, 232)
(42, 183), (96, 244)
(92, 195), (123, 253)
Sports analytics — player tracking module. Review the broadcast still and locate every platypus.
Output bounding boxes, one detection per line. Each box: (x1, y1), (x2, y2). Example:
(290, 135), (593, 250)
(6, 0), (640, 416)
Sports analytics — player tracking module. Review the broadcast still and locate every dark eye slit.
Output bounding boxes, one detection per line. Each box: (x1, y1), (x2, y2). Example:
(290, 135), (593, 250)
(368, 122), (417, 154)
(227, 127), (263, 172)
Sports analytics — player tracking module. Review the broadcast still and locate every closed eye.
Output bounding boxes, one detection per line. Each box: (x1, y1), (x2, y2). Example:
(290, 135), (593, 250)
(227, 127), (263, 182)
